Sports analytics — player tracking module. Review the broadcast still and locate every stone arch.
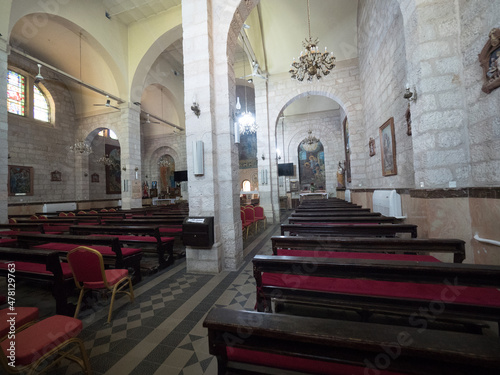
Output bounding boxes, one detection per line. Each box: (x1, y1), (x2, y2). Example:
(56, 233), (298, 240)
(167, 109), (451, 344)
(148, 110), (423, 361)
(129, 25), (183, 105)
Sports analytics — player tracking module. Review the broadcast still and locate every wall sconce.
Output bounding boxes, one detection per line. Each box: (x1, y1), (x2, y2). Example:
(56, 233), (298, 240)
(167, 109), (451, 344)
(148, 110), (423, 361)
(122, 166), (127, 171)
(191, 95), (200, 118)
(261, 154), (265, 160)
(84, 172), (88, 177)
(404, 83), (417, 102)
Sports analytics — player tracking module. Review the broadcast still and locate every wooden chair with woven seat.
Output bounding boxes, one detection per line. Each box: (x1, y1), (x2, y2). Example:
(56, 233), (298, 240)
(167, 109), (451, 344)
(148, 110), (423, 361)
(67, 246), (135, 323)
(0, 313), (91, 374)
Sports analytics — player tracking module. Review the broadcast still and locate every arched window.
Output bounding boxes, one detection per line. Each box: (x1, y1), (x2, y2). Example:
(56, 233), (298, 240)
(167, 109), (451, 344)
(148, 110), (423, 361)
(242, 180), (251, 191)
(33, 85), (49, 122)
(7, 69), (52, 124)
(7, 70), (25, 116)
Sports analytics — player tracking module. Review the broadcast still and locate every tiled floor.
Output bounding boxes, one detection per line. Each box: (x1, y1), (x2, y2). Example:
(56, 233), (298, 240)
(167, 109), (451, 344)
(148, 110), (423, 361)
(1, 220), (281, 375)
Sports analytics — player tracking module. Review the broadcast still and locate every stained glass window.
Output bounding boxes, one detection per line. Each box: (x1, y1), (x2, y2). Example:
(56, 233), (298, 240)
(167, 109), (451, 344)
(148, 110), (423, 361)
(33, 85), (49, 122)
(7, 70), (25, 116)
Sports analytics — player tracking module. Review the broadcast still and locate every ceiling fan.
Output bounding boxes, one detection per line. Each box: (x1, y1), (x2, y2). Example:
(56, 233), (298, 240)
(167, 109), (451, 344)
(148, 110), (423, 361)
(94, 95), (120, 110)
(142, 113), (161, 125)
(34, 64), (44, 84)
(241, 61), (267, 81)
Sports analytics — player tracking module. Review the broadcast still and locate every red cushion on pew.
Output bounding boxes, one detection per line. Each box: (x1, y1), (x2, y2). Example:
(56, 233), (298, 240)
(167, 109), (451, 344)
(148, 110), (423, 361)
(0, 238), (17, 247)
(0, 315), (82, 366)
(89, 234), (175, 243)
(261, 273), (500, 307)
(158, 227), (182, 234)
(276, 250), (440, 262)
(0, 261), (73, 278)
(0, 231), (41, 236)
(32, 243), (142, 256)
(0, 307), (39, 338)
(227, 347), (404, 375)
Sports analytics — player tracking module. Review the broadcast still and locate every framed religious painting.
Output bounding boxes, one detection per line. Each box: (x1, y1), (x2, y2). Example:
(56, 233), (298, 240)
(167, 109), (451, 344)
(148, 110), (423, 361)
(379, 117), (397, 176)
(369, 138), (376, 157)
(479, 27), (500, 94)
(105, 144), (121, 194)
(8, 165), (34, 196)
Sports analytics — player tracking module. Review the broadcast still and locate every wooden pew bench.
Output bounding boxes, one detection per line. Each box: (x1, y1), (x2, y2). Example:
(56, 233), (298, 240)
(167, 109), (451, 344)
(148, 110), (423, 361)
(271, 236), (466, 263)
(204, 307), (500, 375)
(281, 223), (418, 238)
(291, 210), (379, 216)
(287, 216), (401, 224)
(15, 233), (143, 283)
(253, 255), (500, 333)
(69, 225), (174, 269)
(0, 247), (74, 315)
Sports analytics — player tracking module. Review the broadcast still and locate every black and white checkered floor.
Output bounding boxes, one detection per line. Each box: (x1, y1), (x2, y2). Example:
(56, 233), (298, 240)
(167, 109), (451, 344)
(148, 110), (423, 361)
(3, 222), (279, 375)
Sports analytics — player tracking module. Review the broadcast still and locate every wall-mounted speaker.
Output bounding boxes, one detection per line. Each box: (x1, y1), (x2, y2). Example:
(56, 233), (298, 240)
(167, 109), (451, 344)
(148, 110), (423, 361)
(193, 140), (204, 175)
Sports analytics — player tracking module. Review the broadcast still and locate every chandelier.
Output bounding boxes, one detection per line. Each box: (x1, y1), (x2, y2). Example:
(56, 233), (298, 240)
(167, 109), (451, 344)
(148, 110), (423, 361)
(289, 0), (336, 82)
(96, 154), (114, 167)
(237, 61), (258, 134)
(70, 140), (93, 154)
(301, 130), (320, 152)
(158, 157), (171, 168)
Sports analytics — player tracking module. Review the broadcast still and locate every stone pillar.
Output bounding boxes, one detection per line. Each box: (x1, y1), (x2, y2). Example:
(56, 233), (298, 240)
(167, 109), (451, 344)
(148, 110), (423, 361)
(254, 78), (279, 223)
(403, 0), (472, 188)
(119, 106), (142, 210)
(182, 0), (243, 272)
(0, 37), (9, 223)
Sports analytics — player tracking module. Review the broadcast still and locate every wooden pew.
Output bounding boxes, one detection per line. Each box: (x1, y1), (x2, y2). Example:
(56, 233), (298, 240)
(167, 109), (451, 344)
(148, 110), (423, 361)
(0, 247), (74, 315)
(291, 210), (378, 216)
(271, 236), (466, 263)
(15, 233), (143, 283)
(287, 216), (401, 224)
(204, 307), (500, 375)
(295, 207), (370, 212)
(253, 255), (500, 332)
(281, 223), (418, 238)
(69, 225), (174, 269)
(101, 217), (185, 226)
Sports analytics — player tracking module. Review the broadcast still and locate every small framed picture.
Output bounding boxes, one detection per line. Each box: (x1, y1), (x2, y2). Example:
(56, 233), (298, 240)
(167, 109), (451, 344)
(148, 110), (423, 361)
(379, 117), (397, 176)
(51, 170), (61, 181)
(151, 181), (157, 189)
(8, 165), (34, 196)
(369, 138), (376, 157)
(91, 173), (99, 183)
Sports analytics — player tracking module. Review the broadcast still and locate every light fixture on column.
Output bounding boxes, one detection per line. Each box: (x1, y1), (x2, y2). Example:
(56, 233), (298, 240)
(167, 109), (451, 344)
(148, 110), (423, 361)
(289, 0), (336, 82)
(70, 140), (93, 154)
(191, 94), (200, 118)
(404, 83), (417, 102)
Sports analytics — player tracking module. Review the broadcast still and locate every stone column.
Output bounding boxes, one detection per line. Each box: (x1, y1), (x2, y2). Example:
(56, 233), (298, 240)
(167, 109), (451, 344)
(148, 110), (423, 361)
(119, 105), (142, 209)
(182, 0), (243, 272)
(0, 37), (9, 223)
(402, 0), (472, 188)
(254, 78), (279, 223)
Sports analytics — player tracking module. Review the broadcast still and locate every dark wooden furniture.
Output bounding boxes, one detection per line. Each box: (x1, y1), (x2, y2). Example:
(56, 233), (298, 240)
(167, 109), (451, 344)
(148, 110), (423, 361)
(271, 236), (466, 263)
(204, 307), (500, 375)
(69, 225), (174, 269)
(253, 255), (500, 332)
(281, 223), (418, 238)
(291, 210), (376, 216)
(0, 247), (74, 315)
(287, 216), (401, 224)
(15, 233), (143, 283)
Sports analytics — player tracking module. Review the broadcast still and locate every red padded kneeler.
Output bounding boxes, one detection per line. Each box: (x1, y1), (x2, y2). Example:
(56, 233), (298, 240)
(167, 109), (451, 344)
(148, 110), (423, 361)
(32, 243), (141, 256)
(227, 347), (405, 375)
(0, 307), (39, 338)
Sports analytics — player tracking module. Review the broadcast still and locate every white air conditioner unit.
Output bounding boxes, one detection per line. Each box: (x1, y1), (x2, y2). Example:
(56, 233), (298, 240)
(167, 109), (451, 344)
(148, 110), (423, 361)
(42, 202), (77, 213)
(373, 189), (405, 218)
